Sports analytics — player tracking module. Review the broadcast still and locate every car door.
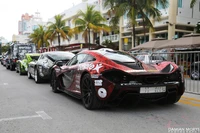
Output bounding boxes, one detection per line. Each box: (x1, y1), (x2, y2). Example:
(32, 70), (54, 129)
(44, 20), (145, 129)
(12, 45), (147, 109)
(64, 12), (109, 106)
(62, 54), (87, 92)
(29, 54), (41, 75)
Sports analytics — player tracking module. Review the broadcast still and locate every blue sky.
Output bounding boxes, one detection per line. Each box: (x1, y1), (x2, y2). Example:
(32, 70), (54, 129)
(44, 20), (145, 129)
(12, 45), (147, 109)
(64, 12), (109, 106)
(0, 0), (82, 41)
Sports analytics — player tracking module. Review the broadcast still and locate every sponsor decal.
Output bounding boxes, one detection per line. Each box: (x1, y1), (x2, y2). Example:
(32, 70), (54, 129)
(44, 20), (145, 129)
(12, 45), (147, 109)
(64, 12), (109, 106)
(78, 63), (103, 73)
(78, 63), (95, 71)
(94, 80), (103, 86)
(92, 64), (103, 73)
(98, 88), (107, 98)
(75, 74), (81, 89)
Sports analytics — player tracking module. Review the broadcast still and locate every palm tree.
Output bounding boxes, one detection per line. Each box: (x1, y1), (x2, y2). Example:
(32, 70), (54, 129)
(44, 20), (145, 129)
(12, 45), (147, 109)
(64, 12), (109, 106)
(190, 0), (197, 8)
(74, 5), (110, 50)
(104, 0), (168, 48)
(47, 14), (73, 51)
(29, 25), (49, 49)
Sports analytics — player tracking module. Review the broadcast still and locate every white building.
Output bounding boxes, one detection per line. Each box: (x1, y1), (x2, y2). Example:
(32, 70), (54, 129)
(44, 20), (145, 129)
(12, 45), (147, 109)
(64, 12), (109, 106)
(120, 0), (200, 50)
(48, 0), (200, 50)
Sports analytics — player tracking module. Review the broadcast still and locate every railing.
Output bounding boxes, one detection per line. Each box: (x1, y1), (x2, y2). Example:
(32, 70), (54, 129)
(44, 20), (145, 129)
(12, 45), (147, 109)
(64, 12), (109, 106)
(132, 51), (200, 94)
(102, 34), (119, 42)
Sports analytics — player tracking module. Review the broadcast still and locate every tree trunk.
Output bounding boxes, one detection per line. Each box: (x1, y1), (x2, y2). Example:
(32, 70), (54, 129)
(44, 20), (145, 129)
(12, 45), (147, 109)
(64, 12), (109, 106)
(58, 33), (61, 51)
(88, 28), (91, 50)
(132, 0), (136, 48)
(132, 24), (136, 48)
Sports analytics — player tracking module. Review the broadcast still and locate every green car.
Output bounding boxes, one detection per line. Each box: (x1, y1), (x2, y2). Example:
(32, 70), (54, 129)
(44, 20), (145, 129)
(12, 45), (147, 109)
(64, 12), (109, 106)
(16, 53), (40, 75)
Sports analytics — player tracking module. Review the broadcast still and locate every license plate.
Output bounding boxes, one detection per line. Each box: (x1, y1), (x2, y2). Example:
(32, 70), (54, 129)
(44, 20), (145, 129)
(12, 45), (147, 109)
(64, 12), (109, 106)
(140, 86), (166, 93)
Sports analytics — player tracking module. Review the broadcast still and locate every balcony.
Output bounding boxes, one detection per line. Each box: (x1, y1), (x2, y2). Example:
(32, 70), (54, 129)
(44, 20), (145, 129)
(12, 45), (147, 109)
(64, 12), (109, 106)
(102, 34), (119, 42)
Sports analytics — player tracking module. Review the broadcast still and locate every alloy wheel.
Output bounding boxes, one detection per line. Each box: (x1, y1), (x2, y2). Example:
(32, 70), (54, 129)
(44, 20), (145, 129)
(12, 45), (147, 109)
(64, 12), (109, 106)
(191, 70), (199, 79)
(81, 77), (93, 107)
(34, 69), (38, 82)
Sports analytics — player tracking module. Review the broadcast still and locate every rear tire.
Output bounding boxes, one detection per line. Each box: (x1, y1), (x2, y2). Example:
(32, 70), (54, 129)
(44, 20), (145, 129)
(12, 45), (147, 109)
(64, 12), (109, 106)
(190, 69), (200, 80)
(19, 65), (23, 75)
(10, 64), (15, 71)
(81, 74), (104, 110)
(6, 63), (10, 69)
(34, 69), (42, 83)
(16, 63), (19, 73)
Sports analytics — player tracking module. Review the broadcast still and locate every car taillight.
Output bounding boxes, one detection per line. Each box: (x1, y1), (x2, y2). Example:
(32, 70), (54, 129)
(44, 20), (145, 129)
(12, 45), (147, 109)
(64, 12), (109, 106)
(102, 70), (130, 84)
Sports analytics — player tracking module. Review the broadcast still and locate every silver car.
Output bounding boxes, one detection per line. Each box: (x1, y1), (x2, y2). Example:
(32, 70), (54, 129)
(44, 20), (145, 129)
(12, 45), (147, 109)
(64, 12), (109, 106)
(136, 54), (166, 64)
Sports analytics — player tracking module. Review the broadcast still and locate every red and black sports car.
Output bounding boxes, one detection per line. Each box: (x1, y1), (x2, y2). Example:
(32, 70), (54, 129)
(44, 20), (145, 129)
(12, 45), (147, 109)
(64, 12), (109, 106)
(51, 48), (185, 110)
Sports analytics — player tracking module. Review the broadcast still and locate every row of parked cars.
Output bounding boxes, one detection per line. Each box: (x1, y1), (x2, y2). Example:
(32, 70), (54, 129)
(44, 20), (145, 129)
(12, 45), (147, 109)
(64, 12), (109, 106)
(1, 46), (185, 110)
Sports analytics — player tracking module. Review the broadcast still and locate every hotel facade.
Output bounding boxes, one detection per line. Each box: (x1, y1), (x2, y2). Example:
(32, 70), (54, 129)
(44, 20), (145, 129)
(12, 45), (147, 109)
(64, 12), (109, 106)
(48, 0), (200, 51)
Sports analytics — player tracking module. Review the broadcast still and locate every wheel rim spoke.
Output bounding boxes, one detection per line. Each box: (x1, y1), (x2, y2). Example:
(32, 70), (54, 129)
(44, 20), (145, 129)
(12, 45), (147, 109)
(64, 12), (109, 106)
(82, 77), (94, 105)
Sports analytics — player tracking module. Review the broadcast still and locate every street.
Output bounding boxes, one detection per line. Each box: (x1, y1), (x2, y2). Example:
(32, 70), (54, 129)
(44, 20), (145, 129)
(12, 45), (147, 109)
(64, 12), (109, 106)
(0, 65), (200, 133)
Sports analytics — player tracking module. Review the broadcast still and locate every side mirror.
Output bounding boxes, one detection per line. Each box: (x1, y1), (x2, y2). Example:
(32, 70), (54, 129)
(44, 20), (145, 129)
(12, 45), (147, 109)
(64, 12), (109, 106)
(56, 61), (63, 66)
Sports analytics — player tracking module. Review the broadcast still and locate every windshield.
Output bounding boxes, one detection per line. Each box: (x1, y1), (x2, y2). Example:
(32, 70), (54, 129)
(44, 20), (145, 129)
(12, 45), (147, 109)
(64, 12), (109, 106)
(48, 52), (75, 61)
(30, 55), (40, 60)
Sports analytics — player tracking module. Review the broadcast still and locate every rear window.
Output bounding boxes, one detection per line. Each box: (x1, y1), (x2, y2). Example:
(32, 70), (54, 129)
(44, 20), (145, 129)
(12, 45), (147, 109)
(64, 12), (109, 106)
(48, 52), (75, 61)
(150, 56), (165, 60)
(99, 51), (136, 63)
(30, 55), (40, 60)
(136, 55), (145, 61)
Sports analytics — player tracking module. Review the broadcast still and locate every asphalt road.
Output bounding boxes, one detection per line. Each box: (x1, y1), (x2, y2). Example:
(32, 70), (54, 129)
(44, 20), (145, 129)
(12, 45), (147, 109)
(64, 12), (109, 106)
(0, 65), (200, 133)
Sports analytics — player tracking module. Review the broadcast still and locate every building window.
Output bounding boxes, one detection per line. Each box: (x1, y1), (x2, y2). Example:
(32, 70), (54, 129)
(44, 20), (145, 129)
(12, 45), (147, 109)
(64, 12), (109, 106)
(23, 22), (27, 31)
(75, 34), (78, 40)
(178, 0), (182, 8)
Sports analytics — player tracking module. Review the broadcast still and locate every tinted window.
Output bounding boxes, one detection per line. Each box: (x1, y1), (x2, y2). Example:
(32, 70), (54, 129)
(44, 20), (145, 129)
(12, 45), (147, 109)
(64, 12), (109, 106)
(150, 56), (165, 60)
(100, 51), (136, 63)
(68, 54), (87, 66)
(48, 52), (75, 61)
(84, 55), (96, 62)
(136, 55), (145, 61)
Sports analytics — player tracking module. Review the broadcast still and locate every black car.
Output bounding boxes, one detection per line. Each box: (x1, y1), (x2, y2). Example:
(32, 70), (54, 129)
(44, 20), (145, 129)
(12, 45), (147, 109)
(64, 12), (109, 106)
(27, 51), (75, 83)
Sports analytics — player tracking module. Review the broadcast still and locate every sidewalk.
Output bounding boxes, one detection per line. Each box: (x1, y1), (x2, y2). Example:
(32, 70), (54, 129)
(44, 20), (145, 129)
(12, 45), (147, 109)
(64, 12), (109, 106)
(183, 92), (200, 99)
(179, 92), (200, 107)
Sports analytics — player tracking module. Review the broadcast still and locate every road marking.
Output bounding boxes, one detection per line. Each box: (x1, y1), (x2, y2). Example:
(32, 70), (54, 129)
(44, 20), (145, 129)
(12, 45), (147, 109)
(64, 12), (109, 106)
(179, 96), (200, 108)
(181, 96), (200, 102)
(36, 111), (52, 120)
(0, 111), (52, 122)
